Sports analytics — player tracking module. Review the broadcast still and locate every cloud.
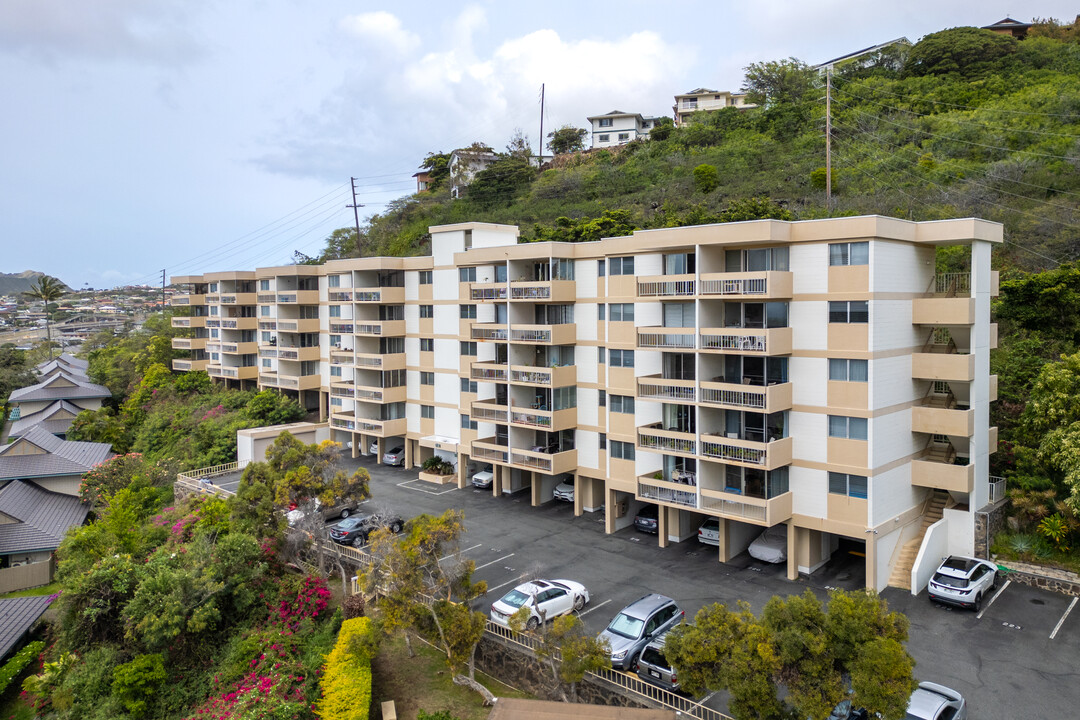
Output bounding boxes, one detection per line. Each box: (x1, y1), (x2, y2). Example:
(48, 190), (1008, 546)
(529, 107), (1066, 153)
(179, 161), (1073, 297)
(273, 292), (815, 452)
(339, 11), (420, 56)
(0, 0), (203, 64)
(252, 8), (689, 185)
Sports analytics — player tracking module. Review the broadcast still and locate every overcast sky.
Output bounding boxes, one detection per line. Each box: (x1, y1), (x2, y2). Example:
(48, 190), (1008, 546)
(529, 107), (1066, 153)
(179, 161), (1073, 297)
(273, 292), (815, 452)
(1, 1), (1075, 289)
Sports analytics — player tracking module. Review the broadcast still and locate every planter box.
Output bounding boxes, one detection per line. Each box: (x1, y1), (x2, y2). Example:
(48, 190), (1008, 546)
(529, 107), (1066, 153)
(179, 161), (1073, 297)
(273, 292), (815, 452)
(418, 470), (456, 486)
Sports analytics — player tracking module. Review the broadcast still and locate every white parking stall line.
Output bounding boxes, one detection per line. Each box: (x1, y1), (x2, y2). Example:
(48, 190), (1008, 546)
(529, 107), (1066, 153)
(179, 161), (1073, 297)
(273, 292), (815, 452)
(1050, 596), (1077, 640)
(474, 553), (516, 572)
(438, 543), (483, 563)
(576, 598), (613, 618)
(395, 479), (459, 496)
(486, 577), (524, 594)
(976, 579), (1010, 619)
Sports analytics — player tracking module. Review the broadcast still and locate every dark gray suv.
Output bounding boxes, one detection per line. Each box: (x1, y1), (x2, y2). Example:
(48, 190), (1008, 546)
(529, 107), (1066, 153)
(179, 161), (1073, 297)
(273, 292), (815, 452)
(598, 593), (683, 670)
(635, 631), (681, 692)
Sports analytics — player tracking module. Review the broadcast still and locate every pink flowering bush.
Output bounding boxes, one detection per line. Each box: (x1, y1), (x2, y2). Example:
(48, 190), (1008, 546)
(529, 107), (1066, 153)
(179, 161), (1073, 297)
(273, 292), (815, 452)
(274, 576), (331, 632)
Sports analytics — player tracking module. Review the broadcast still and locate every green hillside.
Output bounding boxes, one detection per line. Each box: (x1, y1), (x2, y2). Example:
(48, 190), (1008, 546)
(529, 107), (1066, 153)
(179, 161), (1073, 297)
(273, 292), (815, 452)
(321, 21), (1080, 272)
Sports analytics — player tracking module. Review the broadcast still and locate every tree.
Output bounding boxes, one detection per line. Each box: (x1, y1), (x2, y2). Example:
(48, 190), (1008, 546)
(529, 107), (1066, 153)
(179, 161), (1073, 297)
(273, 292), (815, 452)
(664, 589), (916, 720)
(546, 125), (588, 155)
(741, 58), (818, 106)
(0, 344), (34, 419)
(510, 610), (610, 702)
(693, 164), (720, 193)
(420, 151), (452, 192)
(23, 275), (67, 360)
(466, 156), (536, 207)
(902, 27), (1018, 79)
(505, 128), (533, 160)
(648, 116), (675, 141)
(718, 197), (793, 222)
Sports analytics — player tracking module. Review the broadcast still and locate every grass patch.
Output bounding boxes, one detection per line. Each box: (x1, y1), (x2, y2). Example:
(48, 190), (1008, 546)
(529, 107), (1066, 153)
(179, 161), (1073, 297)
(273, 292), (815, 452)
(991, 532), (1080, 575)
(0, 582), (60, 599)
(370, 635), (529, 720)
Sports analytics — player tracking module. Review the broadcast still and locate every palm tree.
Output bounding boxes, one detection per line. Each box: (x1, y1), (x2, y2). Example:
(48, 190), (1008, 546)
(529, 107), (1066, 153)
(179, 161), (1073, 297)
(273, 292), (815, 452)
(23, 275), (66, 360)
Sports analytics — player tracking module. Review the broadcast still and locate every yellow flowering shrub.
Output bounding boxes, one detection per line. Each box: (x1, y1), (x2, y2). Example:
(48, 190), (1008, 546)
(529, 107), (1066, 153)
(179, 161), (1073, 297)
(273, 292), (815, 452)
(316, 616), (373, 720)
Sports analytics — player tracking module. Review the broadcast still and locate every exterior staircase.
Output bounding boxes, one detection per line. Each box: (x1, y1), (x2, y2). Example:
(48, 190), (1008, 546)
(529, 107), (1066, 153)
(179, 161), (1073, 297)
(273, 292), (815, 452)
(888, 491), (949, 591)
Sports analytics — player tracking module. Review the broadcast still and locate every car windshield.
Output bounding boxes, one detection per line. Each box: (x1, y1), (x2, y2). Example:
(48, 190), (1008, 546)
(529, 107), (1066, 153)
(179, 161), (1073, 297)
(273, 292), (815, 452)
(932, 572), (969, 589)
(606, 612), (645, 639)
(499, 589), (530, 608)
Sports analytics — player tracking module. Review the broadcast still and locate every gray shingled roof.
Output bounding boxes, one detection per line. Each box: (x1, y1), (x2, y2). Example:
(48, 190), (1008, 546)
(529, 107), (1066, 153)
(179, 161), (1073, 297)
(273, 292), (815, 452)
(9, 400), (84, 439)
(0, 596), (52, 660)
(35, 353), (88, 373)
(0, 481), (89, 554)
(0, 426), (112, 481)
(35, 361), (89, 382)
(8, 371), (109, 404)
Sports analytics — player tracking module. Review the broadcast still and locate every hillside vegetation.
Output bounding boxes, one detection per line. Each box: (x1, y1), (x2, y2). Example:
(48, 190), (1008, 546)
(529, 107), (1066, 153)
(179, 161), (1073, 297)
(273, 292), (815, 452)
(326, 21), (1080, 272)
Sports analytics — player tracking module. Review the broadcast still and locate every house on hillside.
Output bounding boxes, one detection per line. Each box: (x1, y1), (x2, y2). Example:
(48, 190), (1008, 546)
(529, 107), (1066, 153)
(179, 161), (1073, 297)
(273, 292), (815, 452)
(0, 425), (113, 496)
(586, 111), (664, 149)
(449, 147), (500, 199)
(413, 170), (432, 193)
(982, 17), (1033, 39)
(813, 37), (913, 73)
(7, 365), (108, 439)
(672, 89), (756, 127)
(0, 481), (89, 593)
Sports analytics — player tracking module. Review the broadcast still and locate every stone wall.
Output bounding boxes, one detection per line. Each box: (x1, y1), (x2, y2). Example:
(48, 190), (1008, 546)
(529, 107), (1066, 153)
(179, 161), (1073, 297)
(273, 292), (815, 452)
(974, 500), (1008, 558)
(999, 560), (1080, 597)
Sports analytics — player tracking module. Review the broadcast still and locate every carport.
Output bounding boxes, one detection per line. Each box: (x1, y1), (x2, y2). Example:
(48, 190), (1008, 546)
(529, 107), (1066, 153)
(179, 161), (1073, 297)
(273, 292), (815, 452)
(786, 525), (867, 589)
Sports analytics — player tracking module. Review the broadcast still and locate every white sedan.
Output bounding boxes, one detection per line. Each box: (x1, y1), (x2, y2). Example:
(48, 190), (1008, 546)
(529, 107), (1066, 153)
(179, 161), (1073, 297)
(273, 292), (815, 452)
(489, 579), (590, 630)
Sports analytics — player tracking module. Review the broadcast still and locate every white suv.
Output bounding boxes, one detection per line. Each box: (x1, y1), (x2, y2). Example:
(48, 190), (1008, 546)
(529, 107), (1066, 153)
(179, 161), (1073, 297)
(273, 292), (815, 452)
(927, 556), (997, 611)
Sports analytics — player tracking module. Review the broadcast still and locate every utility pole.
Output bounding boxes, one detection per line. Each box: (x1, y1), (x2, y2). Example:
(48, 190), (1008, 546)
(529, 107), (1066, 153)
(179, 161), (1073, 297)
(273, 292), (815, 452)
(161, 269), (166, 314)
(347, 177), (364, 257)
(825, 66), (832, 210)
(538, 83), (545, 166)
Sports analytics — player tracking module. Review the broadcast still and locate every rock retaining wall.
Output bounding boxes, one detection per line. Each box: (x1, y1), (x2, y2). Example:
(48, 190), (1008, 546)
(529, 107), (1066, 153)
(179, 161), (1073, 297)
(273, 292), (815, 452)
(999, 560), (1080, 597)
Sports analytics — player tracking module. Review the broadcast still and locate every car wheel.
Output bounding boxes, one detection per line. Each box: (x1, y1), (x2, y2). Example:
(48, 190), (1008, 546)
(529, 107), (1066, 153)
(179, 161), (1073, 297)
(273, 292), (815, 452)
(352, 535), (366, 548)
(390, 521), (402, 533)
(973, 592), (982, 612)
(526, 616), (540, 631)
(574, 595), (586, 611)
(340, 508), (350, 519)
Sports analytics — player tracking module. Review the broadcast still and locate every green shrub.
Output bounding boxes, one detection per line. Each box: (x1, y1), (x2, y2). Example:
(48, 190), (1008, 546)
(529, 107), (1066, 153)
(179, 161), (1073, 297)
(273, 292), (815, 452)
(1007, 533), (1035, 554)
(111, 654), (166, 718)
(316, 616), (374, 720)
(0, 641), (44, 695)
(692, 164), (720, 193)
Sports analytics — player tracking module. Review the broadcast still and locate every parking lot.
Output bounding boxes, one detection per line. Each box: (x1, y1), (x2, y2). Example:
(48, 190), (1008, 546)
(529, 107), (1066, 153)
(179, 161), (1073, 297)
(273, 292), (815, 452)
(307, 454), (1080, 718)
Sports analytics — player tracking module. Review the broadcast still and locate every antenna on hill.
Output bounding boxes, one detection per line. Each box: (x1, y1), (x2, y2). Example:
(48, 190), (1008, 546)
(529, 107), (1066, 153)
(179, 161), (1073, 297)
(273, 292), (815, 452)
(538, 83), (545, 166)
(348, 177), (364, 257)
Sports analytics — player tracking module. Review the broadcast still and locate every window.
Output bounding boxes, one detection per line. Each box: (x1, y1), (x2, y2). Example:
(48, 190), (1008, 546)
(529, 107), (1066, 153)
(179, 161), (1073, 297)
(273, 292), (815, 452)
(301, 360), (318, 376)
(553, 386), (577, 410)
(328, 275), (341, 288)
(421, 405), (434, 419)
(460, 304), (477, 319)
(261, 332), (271, 342)
(609, 303), (634, 322)
(459, 267), (476, 282)
(260, 279), (270, 291)
(609, 257), (635, 275)
(461, 414), (478, 430)
(461, 378), (478, 394)
(260, 305), (270, 316)
(598, 390), (606, 407)
(598, 347), (605, 364)
(420, 372), (435, 385)
(329, 335), (340, 347)
(329, 305), (341, 318)
(597, 304), (605, 321)
(829, 472), (868, 499)
(829, 301), (868, 323)
(599, 118), (613, 127)
(461, 341), (477, 356)
(419, 270), (433, 285)
(598, 134), (609, 142)
(610, 349), (635, 368)
(664, 253), (696, 275)
(610, 440), (635, 461)
(610, 395), (635, 414)
(420, 338), (434, 352)
(829, 241), (869, 266)
(828, 415), (868, 440)
(599, 433), (607, 450)
(330, 397), (342, 407)
(598, 259), (606, 277)
(330, 366), (342, 377)
(262, 358), (271, 368)
(829, 358), (868, 382)
(618, 133), (630, 141)
(420, 305), (434, 318)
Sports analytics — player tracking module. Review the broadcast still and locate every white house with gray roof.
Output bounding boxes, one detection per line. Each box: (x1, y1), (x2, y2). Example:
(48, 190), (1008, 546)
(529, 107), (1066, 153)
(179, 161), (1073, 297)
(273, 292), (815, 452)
(0, 425), (112, 496)
(587, 110), (664, 149)
(8, 369), (109, 439)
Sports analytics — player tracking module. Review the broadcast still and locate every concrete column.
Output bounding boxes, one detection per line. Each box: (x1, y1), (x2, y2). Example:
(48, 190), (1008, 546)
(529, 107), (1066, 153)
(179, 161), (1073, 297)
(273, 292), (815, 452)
(318, 391), (327, 421)
(865, 533), (877, 591)
(351, 432), (358, 459)
(494, 465), (504, 496)
(531, 472), (541, 507)
(605, 488), (617, 534)
(457, 454), (468, 489)
(404, 440), (413, 470)
(573, 473), (582, 517)
(658, 506), (669, 548)
(787, 522), (799, 581)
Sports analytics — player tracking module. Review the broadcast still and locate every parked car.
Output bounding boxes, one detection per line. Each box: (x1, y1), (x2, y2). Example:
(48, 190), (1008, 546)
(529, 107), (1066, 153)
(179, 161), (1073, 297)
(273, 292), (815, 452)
(328, 512), (404, 547)
(472, 467), (494, 489)
(927, 556), (997, 611)
(635, 631), (684, 692)
(368, 440), (379, 455)
(697, 517), (720, 546)
(906, 682), (967, 720)
(748, 524), (787, 563)
(382, 446), (405, 466)
(285, 497), (357, 526)
(598, 593), (683, 670)
(633, 504), (659, 534)
(553, 477), (574, 502)
(489, 579), (590, 629)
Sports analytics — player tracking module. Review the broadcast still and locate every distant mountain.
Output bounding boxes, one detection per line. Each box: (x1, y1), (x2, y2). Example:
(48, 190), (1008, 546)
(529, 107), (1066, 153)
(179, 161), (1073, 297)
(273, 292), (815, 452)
(0, 271), (73, 297)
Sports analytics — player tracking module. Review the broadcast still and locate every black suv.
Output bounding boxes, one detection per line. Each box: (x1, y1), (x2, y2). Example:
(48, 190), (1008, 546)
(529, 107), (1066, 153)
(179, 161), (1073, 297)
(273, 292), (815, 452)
(329, 513), (404, 547)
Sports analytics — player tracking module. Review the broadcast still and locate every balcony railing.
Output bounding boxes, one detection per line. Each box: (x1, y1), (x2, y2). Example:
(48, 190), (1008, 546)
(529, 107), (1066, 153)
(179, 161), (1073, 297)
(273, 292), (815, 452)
(699, 488), (792, 525)
(699, 327), (792, 355)
(637, 376), (696, 403)
(470, 284), (508, 301)
(637, 275), (695, 297)
(470, 400), (508, 423)
(509, 324), (576, 345)
(328, 290), (353, 302)
(508, 447), (576, 474)
(989, 476), (1006, 504)
(699, 434), (792, 470)
(472, 324), (508, 341)
(257, 293), (276, 303)
(699, 380), (791, 412)
(637, 423), (697, 456)
(637, 329), (696, 350)
(258, 320), (277, 331)
(472, 439), (508, 463)
(637, 478), (698, 509)
(699, 271), (791, 298)
(471, 363), (508, 382)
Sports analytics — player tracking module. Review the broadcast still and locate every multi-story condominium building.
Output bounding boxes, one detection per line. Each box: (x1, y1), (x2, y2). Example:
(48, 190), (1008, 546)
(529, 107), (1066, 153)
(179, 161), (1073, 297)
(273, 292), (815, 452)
(672, 88), (755, 127)
(171, 215), (1001, 592)
(587, 111), (665, 149)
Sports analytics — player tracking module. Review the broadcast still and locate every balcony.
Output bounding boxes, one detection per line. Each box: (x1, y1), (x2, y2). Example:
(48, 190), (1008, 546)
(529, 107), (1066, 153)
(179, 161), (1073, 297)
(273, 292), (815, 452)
(275, 290), (320, 304)
(276, 318), (321, 333)
(699, 327), (792, 355)
(328, 290), (353, 302)
(509, 364), (576, 387)
(257, 293), (277, 303)
(912, 297), (975, 326)
(508, 446), (577, 475)
(211, 366), (259, 381)
(699, 433), (793, 471)
(329, 348), (353, 364)
(470, 400), (508, 423)
(699, 271), (792, 299)
(330, 413), (407, 437)
(170, 293), (205, 306)
(353, 286), (405, 304)
(171, 337), (207, 351)
(509, 324), (576, 345)
(471, 362), (508, 382)
(204, 295), (220, 304)
(354, 320), (406, 336)
(263, 372), (321, 390)
(205, 319), (222, 329)
(637, 328), (696, 350)
(636, 423), (697, 458)
(637, 274), (695, 298)
(172, 358), (209, 371)
(276, 346), (320, 362)
(699, 488), (792, 526)
(699, 380), (792, 413)
(220, 292), (257, 305)
(911, 405), (974, 436)
(911, 458), (974, 493)
(509, 405), (577, 431)
(355, 352), (405, 370)
(509, 280), (576, 303)
(469, 283), (508, 301)
(220, 317), (258, 330)
(472, 438), (509, 464)
(171, 316), (207, 329)
(220, 341), (258, 355)
(636, 375), (696, 403)
(258, 320), (277, 331)
(354, 385), (407, 403)
(472, 324), (508, 342)
(911, 353), (974, 382)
